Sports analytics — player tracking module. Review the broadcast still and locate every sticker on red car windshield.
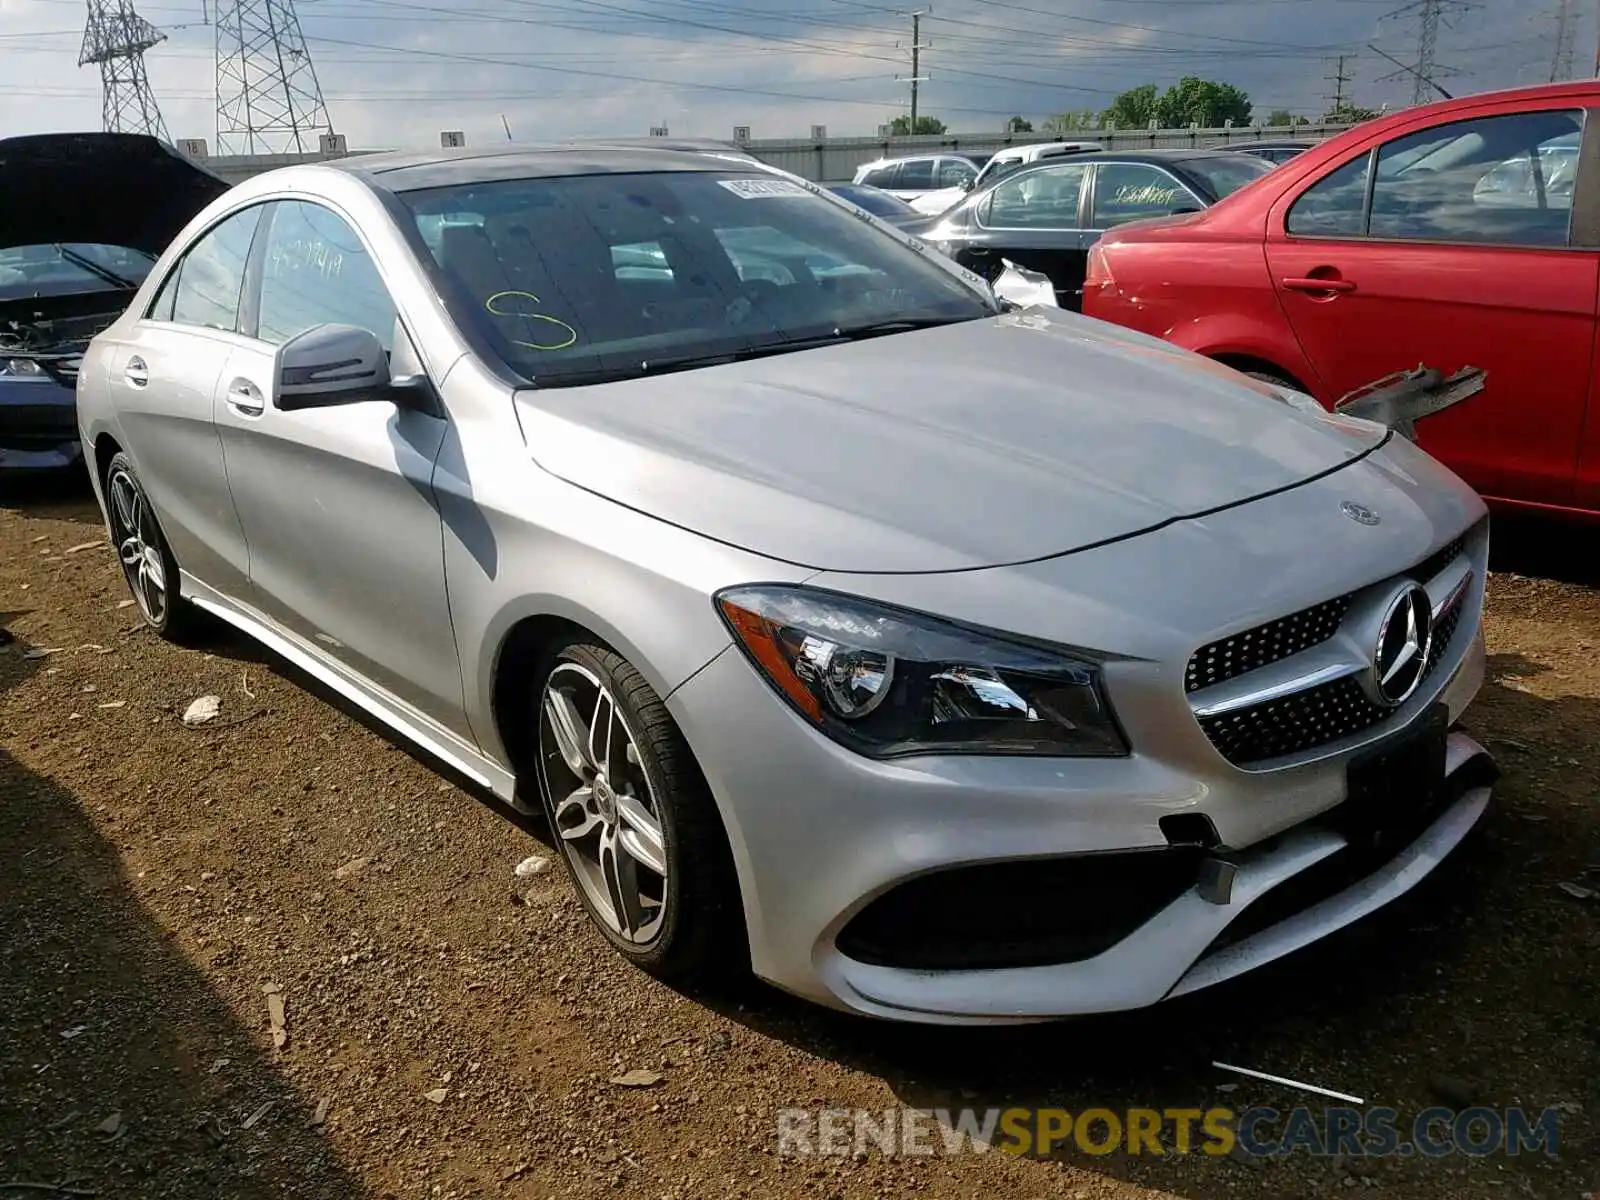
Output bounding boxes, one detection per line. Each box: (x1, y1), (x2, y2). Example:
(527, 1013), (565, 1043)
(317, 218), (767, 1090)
(718, 178), (809, 199)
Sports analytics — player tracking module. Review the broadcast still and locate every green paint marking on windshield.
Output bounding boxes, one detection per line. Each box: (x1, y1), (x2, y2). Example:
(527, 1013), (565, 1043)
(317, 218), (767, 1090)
(485, 290), (579, 351)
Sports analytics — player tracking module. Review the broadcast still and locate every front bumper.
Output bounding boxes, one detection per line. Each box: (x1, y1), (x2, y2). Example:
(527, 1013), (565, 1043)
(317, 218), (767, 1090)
(0, 378), (82, 471)
(668, 625), (1490, 1023)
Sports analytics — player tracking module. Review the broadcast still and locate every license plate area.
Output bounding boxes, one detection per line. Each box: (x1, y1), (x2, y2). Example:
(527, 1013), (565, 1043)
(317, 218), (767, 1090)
(1335, 705), (1450, 858)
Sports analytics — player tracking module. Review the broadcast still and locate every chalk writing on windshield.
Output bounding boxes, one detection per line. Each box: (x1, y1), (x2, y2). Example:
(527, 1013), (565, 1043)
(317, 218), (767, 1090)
(485, 290), (579, 351)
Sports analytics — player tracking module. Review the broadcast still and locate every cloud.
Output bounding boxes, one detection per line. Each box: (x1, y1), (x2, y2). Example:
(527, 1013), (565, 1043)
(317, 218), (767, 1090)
(0, 0), (1573, 150)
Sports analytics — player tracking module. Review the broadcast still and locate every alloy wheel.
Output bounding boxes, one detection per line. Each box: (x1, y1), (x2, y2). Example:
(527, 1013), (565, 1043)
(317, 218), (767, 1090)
(107, 467), (168, 627)
(538, 662), (669, 945)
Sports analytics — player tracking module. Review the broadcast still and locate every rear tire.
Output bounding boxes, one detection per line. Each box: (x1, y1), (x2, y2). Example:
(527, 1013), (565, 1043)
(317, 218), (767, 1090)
(532, 638), (745, 980)
(103, 452), (201, 644)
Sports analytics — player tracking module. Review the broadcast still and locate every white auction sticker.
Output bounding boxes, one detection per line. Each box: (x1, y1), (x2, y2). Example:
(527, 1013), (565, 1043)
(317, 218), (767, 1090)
(718, 178), (810, 199)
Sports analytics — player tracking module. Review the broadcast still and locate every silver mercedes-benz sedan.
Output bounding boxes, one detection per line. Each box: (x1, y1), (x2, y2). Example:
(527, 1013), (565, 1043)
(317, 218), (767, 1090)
(76, 144), (1496, 1024)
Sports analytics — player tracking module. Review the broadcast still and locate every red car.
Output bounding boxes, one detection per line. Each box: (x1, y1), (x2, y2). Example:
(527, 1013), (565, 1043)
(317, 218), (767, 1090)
(1082, 81), (1600, 519)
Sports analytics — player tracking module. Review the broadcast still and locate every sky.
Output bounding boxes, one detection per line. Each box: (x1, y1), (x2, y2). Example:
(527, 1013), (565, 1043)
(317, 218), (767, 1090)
(0, 0), (1583, 152)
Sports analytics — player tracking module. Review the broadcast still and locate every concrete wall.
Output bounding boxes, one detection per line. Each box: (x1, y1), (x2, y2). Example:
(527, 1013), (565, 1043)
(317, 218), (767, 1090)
(200, 123), (1356, 186)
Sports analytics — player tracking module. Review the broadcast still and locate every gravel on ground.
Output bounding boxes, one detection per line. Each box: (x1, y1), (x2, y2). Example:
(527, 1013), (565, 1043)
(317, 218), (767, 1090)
(2, 480), (1595, 1200)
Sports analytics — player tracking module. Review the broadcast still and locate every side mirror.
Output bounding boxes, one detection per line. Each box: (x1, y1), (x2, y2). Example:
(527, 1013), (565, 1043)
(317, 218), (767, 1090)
(960, 177), (975, 192)
(276, 323), (408, 412)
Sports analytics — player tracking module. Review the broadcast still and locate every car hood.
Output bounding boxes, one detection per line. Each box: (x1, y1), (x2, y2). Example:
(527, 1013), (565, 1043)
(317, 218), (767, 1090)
(0, 132), (230, 255)
(514, 310), (1387, 574)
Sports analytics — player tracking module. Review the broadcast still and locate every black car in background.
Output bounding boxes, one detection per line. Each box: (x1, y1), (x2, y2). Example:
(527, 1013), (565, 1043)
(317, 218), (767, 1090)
(825, 183), (927, 228)
(905, 149), (1274, 311)
(1227, 138), (1320, 165)
(0, 133), (227, 473)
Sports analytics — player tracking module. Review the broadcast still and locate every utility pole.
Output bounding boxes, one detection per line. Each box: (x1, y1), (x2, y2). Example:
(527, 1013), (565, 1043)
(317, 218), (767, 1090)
(1550, 0), (1576, 80)
(1324, 53), (1353, 111)
(911, 11), (921, 129)
(895, 9), (930, 133)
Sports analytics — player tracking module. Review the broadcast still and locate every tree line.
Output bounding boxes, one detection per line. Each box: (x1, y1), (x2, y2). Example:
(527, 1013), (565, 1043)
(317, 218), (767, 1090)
(885, 77), (1381, 137)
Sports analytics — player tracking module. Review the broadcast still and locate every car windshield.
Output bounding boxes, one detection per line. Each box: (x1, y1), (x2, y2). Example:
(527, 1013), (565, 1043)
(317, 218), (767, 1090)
(401, 170), (994, 387)
(1176, 154), (1276, 199)
(829, 185), (918, 218)
(0, 243), (155, 301)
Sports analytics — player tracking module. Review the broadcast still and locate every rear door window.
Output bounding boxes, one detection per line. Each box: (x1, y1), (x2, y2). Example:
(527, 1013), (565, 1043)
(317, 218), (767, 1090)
(859, 163), (901, 189)
(1286, 154), (1372, 237)
(897, 159), (935, 190)
(1090, 164), (1205, 229)
(979, 164), (1087, 229)
(936, 158), (977, 188)
(167, 207), (265, 332)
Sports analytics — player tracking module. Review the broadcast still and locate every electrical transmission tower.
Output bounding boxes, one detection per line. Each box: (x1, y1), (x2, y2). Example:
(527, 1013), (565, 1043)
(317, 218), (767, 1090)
(1548, 0), (1577, 79)
(78, 0), (170, 141)
(214, 0), (333, 155)
(1378, 0), (1466, 104)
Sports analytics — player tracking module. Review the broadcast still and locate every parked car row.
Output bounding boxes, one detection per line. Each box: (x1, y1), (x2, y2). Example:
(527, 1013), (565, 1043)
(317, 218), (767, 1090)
(1083, 82), (1600, 518)
(2, 94), (1569, 1026)
(903, 148), (1276, 310)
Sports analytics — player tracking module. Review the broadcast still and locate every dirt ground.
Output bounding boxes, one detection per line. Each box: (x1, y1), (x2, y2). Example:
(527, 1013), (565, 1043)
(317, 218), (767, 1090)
(1, 476), (1596, 1200)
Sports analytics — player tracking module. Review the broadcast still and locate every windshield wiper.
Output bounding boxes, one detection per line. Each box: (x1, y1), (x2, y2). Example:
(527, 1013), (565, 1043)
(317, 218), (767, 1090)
(54, 245), (139, 291)
(829, 315), (985, 341)
(529, 316), (986, 388)
(534, 333), (854, 387)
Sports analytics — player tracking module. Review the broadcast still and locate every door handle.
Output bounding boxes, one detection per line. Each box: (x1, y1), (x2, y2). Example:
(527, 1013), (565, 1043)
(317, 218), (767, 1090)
(124, 356), (149, 387)
(226, 378), (265, 417)
(1282, 276), (1356, 294)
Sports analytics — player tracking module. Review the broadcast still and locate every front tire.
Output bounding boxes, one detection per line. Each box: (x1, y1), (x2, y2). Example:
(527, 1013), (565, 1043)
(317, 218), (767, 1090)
(103, 452), (200, 643)
(533, 639), (744, 979)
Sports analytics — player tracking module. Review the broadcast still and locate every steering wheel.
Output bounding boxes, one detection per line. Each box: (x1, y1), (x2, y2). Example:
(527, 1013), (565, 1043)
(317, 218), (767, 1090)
(725, 279), (782, 326)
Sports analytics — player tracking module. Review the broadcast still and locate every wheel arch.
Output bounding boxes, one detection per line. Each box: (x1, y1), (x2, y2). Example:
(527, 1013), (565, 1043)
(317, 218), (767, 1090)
(482, 597), (729, 784)
(488, 605), (751, 970)
(1208, 353), (1314, 394)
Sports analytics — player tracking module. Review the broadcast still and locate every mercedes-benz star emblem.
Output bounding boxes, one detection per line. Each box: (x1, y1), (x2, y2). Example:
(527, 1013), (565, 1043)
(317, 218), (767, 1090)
(1341, 501), (1381, 526)
(1371, 585), (1434, 707)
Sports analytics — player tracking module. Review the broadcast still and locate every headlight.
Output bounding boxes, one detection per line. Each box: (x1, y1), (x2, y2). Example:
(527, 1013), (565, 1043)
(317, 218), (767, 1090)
(0, 358), (47, 379)
(715, 585), (1127, 758)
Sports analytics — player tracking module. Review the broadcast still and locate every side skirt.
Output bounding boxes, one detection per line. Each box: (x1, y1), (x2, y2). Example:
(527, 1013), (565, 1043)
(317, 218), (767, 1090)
(181, 572), (520, 806)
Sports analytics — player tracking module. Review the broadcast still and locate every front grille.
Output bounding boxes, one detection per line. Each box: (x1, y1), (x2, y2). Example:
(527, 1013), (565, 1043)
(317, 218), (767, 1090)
(1411, 533), (1467, 585)
(1199, 674), (1386, 765)
(1185, 595), (1353, 694)
(1425, 601), (1464, 677)
(1190, 533), (1476, 768)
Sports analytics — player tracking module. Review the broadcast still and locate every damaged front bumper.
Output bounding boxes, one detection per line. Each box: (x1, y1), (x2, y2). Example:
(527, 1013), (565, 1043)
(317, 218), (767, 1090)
(0, 375), (83, 470)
